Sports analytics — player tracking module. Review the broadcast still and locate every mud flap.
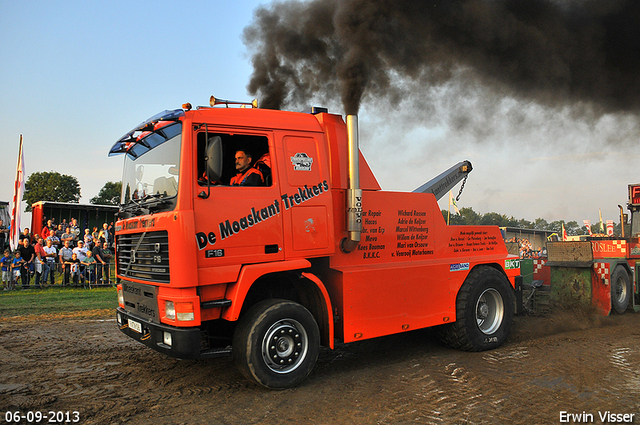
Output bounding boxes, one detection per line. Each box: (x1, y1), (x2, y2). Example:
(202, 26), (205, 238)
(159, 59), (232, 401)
(514, 275), (523, 315)
(591, 263), (612, 316)
(634, 267), (640, 313)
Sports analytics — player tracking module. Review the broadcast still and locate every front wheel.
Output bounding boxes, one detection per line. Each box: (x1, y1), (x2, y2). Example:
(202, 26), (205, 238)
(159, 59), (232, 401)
(438, 266), (514, 352)
(610, 266), (631, 314)
(233, 299), (320, 389)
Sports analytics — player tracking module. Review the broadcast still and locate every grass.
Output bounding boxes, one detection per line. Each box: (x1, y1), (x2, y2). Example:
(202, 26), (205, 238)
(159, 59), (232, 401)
(0, 286), (118, 319)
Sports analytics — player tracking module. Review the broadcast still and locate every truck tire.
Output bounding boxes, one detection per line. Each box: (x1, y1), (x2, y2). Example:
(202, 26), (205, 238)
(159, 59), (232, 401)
(232, 299), (320, 389)
(610, 266), (631, 314)
(438, 266), (514, 352)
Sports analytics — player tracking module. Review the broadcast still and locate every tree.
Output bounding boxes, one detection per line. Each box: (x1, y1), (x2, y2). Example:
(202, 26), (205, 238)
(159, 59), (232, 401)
(548, 220), (564, 233)
(90, 181), (122, 205)
(480, 212), (519, 227)
(439, 207), (593, 237)
(565, 221), (580, 236)
(458, 207), (481, 225)
(23, 171), (81, 212)
(442, 206), (481, 225)
(516, 218), (533, 229)
(533, 218), (549, 230)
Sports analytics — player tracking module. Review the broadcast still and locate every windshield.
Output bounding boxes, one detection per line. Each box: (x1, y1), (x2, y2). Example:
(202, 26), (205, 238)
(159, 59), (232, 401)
(121, 123), (182, 213)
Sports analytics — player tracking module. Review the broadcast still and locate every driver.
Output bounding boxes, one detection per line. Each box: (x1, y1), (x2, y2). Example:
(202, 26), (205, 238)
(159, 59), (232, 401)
(229, 150), (264, 186)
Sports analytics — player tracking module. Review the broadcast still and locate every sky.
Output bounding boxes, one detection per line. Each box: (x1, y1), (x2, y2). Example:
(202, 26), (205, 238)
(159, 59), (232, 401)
(1, 0), (639, 230)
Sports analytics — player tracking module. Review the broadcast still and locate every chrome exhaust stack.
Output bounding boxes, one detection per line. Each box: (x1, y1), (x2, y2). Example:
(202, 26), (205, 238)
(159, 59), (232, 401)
(341, 115), (362, 253)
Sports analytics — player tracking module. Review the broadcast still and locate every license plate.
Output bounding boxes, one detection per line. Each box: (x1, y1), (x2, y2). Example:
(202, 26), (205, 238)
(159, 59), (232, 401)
(128, 318), (142, 333)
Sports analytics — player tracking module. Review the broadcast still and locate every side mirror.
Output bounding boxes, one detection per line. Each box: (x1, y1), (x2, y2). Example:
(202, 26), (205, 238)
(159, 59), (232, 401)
(135, 165), (144, 181)
(205, 136), (223, 182)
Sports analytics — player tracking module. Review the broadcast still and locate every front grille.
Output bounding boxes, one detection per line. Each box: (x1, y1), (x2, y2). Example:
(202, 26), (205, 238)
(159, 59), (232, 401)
(117, 231), (170, 283)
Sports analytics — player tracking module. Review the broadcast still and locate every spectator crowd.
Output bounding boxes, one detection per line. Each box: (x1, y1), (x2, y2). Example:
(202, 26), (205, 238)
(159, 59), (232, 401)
(1, 217), (116, 291)
(506, 237), (547, 259)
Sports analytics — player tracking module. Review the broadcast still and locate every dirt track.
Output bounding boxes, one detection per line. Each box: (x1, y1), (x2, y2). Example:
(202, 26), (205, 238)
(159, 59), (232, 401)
(1, 310), (639, 425)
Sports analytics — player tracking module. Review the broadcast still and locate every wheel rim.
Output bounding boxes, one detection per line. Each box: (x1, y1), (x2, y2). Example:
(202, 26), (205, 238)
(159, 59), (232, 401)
(262, 318), (309, 374)
(475, 288), (504, 335)
(614, 276), (628, 304)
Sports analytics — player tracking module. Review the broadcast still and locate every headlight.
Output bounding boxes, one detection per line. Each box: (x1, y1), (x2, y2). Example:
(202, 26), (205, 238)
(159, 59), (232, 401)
(165, 301), (175, 320)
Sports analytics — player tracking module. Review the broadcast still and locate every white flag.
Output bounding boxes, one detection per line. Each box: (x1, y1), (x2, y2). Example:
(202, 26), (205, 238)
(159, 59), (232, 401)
(9, 135), (25, 251)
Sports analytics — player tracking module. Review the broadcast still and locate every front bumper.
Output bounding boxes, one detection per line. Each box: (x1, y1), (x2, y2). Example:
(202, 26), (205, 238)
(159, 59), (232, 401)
(116, 307), (231, 359)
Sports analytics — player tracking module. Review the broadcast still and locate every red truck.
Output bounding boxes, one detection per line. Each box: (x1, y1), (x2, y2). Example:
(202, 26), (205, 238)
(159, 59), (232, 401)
(111, 97), (521, 388)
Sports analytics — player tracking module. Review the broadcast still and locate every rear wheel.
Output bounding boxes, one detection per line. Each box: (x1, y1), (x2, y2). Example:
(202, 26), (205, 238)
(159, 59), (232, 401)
(233, 299), (320, 389)
(438, 266), (514, 351)
(610, 266), (631, 314)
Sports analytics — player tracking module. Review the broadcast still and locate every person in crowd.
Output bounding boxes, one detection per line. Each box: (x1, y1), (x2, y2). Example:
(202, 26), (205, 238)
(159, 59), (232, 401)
(59, 240), (74, 285)
(65, 252), (81, 286)
(70, 218), (81, 244)
(33, 237), (50, 288)
(92, 238), (105, 283)
(108, 223), (115, 249)
(72, 241), (88, 284)
(229, 150), (264, 186)
(19, 227), (33, 244)
(2, 249), (12, 290)
(91, 227), (99, 241)
(43, 238), (58, 285)
(12, 250), (24, 286)
(61, 227), (74, 248)
(73, 241), (88, 261)
(41, 219), (53, 238)
(0, 219), (8, 251)
(107, 221), (116, 245)
(55, 223), (64, 239)
(46, 230), (60, 250)
(100, 222), (111, 247)
(83, 228), (93, 249)
(17, 237), (35, 288)
(82, 250), (97, 287)
(93, 239), (112, 284)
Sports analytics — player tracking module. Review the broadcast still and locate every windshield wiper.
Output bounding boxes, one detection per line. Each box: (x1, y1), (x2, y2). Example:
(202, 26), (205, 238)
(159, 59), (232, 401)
(119, 192), (177, 218)
(119, 197), (150, 217)
(145, 193), (177, 211)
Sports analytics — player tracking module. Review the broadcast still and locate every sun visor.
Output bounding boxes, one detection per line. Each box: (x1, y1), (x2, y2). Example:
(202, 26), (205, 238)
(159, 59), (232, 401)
(109, 109), (184, 157)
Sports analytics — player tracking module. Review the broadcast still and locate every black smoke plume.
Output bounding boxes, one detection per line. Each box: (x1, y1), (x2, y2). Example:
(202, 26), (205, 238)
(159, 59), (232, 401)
(243, 0), (640, 116)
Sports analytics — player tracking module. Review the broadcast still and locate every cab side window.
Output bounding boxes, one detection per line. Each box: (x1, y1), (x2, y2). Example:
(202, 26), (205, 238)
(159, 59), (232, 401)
(196, 131), (271, 187)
